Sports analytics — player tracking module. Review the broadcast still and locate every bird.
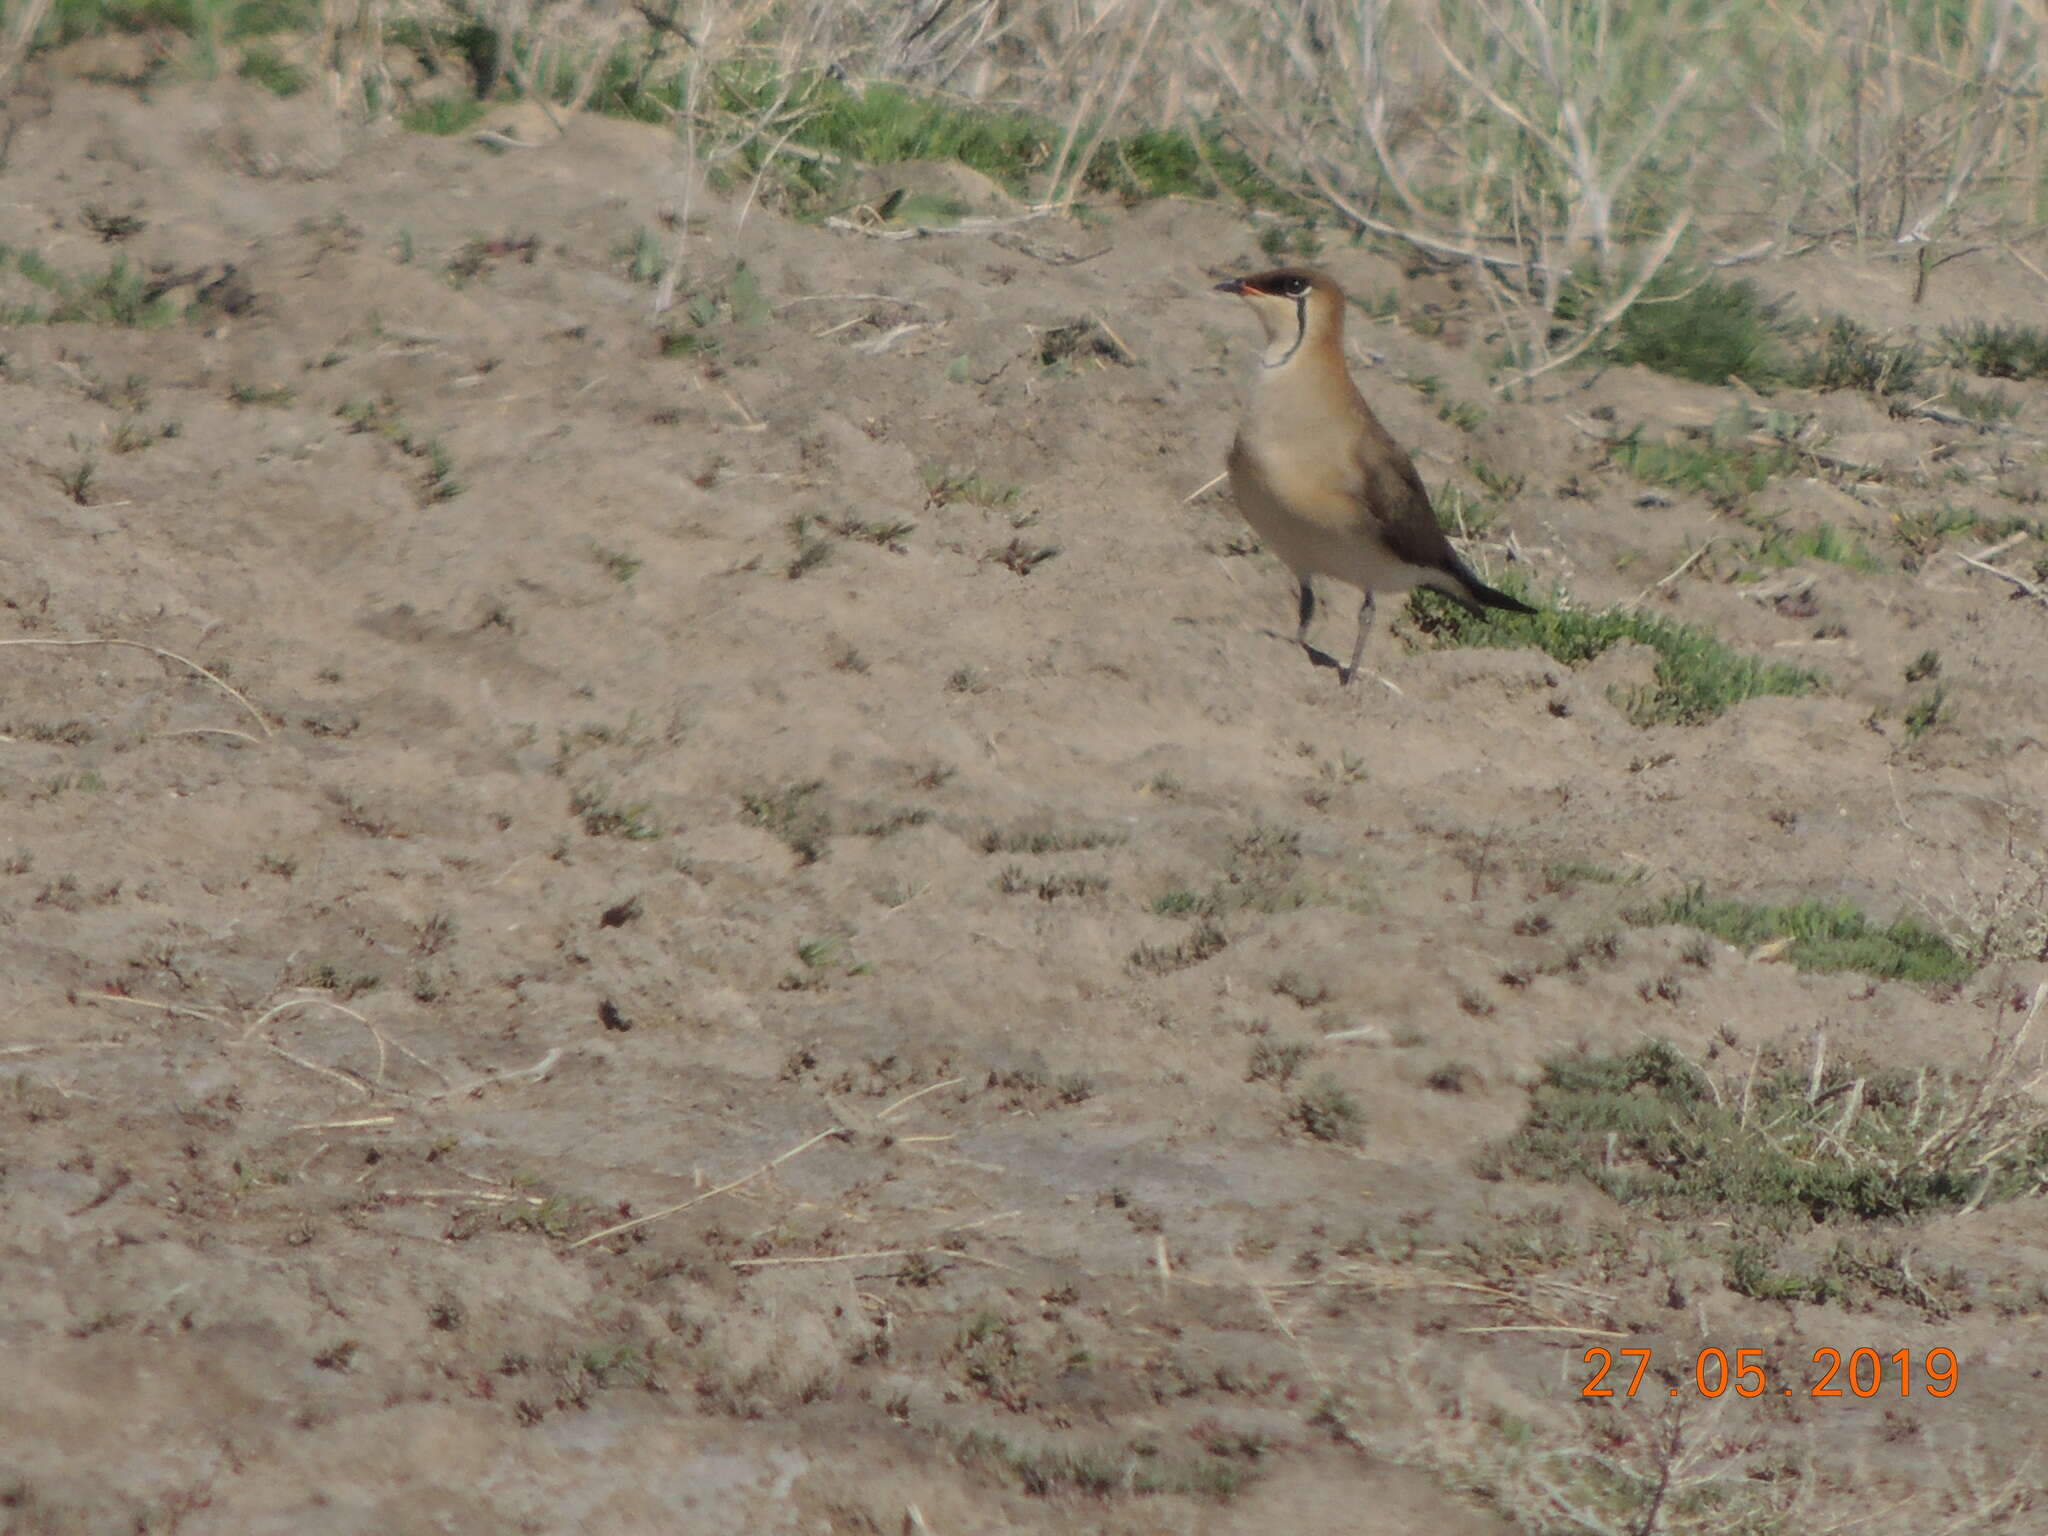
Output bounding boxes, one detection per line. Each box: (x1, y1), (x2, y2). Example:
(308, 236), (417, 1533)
(1215, 267), (1535, 686)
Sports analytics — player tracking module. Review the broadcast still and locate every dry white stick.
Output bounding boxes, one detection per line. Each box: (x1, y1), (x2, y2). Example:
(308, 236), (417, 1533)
(1955, 538), (2047, 606)
(570, 1125), (849, 1248)
(1627, 542), (1716, 609)
(0, 637), (272, 738)
(426, 1047), (563, 1102)
(877, 1076), (964, 1121)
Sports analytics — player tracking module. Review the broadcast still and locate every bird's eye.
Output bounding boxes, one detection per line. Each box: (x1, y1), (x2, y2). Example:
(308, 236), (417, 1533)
(1277, 277), (1309, 297)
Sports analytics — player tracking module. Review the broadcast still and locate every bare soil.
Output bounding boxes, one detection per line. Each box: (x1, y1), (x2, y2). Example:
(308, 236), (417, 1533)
(2, 72), (2045, 1534)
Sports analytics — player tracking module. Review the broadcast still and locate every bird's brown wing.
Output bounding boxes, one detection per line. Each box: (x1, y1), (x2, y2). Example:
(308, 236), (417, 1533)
(1348, 422), (1463, 573)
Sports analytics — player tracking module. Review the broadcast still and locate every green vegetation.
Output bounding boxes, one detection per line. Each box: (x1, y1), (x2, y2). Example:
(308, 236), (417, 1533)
(1292, 1074), (1364, 1143)
(1575, 272), (1940, 409)
(336, 398), (460, 502)
(1942, 377), (2021, 425)
(981, 824), (1125, 855)
(237, 43), (306, 95)
(1605, 428), (1799, 509)
(400, 98), (488, 136)
(1891, 503), (1979, 557)
(568, 785), (661, 840)
(742, 780), (832, 864)
(954, 1427), (1251, 1500)
(41, 0), (315, 49)
(1795, 314), (1924, 397)
(1496, 1040), (2047, 1225)
(1248, 1039), (1314, 1087)
(784, 515), (832, 579)
(1147, 824), (1322, 920)
(1, 250), (181, 328)
(590, 543), (641, 584)
(995, 866), (1107, 900)
(228, 381), (296, 407)
(923, 466), (1020, 509)
(1745, 522), (1881, 573)
(1628, 885), (1970, 982)
(703, 74), (1289, 212)
(1903, 685), (1949, 741)
(1593, 272), (1791, 388)
(1410, 574), (1824, 725)
(1129, 918), (1228, 975)
(1942, 319), (2048, 381)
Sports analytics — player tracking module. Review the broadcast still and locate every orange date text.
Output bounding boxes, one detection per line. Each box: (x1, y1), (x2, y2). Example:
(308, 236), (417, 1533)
(1580, 1346), (1958, 1399)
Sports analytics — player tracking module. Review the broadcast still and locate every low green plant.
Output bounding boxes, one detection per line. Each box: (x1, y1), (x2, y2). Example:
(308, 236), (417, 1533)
(1746, 521), (1881, 572)
(1943, 377), (2020, 425)
(1903, 685), (1948, 741)
(228, 380), (296, 406)
(923, 466), (1020, 508)
(1292, 1075), (1364, 1143)
(1593, 271), (1793, 388)
(1792, 315), (1924, 398)
(401, 97), (488, 136)
(1128, 918), (1228, 974)
(569, 785), (661, 840)
(1410, 573), (1824, 725)
(1629, 885), (1969, 981)
(1606, 428), (1799, 509)
(742, 780), (831, 864)
(4, 252), (180, 327)
(980, 825), (1124, 855)
(237, 43), (306, 95)
(1498, 1039), (2046, 1223)
(1942, 319), (2048, 381)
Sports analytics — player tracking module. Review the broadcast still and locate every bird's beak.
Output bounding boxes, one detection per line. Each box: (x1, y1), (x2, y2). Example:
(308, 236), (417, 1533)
(1214, 277), (1250, 297)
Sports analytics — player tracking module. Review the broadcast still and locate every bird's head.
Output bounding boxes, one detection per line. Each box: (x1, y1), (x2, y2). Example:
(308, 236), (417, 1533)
(1214, 268), (1343, 369)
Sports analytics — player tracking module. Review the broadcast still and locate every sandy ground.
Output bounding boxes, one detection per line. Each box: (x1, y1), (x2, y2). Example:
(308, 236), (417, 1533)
(2, 71), (2046, 1534)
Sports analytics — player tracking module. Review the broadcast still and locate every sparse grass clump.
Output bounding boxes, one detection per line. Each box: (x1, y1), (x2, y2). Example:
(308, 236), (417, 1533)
(1605, 429), (1799, 509)
(1129, 918), (1227, 975)
(1498, 1039), (2048, 1223)
(400, 97), (487, 136)
(1745, 521), (1881, 573)
(1792, 315), (1924, 398)
(336, 398), (460, 502)
(3, 251), (181, 328)
(1629, 885), (1969, 982)
(821, 515), (916, 551)
(923, 466), (1020, 509)
(980, 824), (1125, 856)
(995, 865), (1108, 900)
(1942, 319), (2048, 381)
(228, 380), (296, 407)
(237, 43), (306, 95)
(1942, 377), (2020, 425)
(1411, 574), (1824, 725)
(1888, 503), (1984, 568)
(1903, 686), (1949, 741)
(1292, 1075), (1363, 1143)
(785, 516), (833, 579)
(569, 785), (661, 840)
(743, 780), (832, 864)
(1596, 272), (1792, 388)
(1248, 1039), (1314, 1087)
(954, 1426), (1254, 1501)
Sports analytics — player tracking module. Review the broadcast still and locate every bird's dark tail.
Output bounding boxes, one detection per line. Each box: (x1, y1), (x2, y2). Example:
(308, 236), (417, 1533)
(1435, 559), (1538, 616)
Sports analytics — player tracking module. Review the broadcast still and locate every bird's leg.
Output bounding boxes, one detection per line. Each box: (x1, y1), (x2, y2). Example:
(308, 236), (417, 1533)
(1295, 577), (1316, 648)
(1342, 592), (1375, 687)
